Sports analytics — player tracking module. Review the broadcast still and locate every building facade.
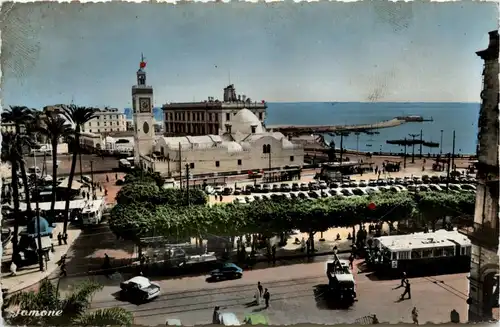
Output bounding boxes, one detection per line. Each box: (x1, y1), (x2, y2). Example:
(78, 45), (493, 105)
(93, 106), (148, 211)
(162, 84), (267, 136)
(82, 108), (127, 134)
(145, 108), (304, 176)
(462, 30), (499, 322)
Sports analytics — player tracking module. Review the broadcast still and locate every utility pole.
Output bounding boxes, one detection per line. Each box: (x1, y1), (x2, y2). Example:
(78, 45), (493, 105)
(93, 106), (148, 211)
(90, 160), (94, 199)
(409, 133), (419, 164)
(403, 138), (408, 169)
(79, 152), (83, 181)
(355, 132), (360, 153)
(440, 129), (444, 155)
(33, 151), (44, 272)
(445, 152), (452, 193)
(451, 130), (456, 171)
(185, 164), (190, 206)
(338, 132), (349, 165)
(419, 129), (423, 158)
(178, 142), (182, 190)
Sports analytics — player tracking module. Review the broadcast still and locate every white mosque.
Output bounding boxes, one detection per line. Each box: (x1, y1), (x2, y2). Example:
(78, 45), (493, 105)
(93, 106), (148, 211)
(109, 60), (305, 177)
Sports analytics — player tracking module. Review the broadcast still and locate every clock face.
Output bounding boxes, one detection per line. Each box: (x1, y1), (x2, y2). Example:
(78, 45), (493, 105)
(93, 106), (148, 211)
(143, 122), (150, 135)
(139, 98), (151, 112)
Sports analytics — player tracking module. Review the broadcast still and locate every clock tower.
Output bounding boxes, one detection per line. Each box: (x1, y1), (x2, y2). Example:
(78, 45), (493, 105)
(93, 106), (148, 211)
(132, 54), (154, 166)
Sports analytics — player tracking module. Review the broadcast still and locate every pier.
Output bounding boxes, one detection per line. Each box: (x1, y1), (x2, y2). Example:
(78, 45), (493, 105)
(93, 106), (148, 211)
(267, 118), (406, 135)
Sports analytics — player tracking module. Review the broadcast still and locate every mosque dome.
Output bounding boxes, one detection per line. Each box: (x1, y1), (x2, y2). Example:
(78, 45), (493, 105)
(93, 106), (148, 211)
(230, 109), (264, 134)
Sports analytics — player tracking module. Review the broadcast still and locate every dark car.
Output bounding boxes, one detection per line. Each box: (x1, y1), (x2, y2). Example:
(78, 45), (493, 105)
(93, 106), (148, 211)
(280, 183), (291, 192)
(253, 184), (263, 193)
(329, 182), (339, 189)
(290, 192), (298, 199)
(120, 276), (161, 302)
(116, 179), (125, 186)
(308, 191), (319, 199)
(262, 184), (271, 193)
(272, 184), (280, 192)
(308, 182), (319, 190)
(233, 187), (242, 195)
(377, 179), (387, 186)
(358, 180), (367, 187)
(210, 263), (243, 280)
(291, 183), (300, 191)
(243, 185), (254, 195)
(298, 192), (308, 199)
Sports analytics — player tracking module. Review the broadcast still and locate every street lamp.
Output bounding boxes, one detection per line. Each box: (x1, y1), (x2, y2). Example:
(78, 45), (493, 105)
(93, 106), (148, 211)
(440, 130), (444, 155)
(32, 151), (45, 272)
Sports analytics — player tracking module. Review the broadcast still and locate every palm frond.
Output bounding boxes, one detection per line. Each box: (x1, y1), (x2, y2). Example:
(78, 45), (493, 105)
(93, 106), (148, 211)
(73, 307), (134, 326)
(61, 280), (103, 317)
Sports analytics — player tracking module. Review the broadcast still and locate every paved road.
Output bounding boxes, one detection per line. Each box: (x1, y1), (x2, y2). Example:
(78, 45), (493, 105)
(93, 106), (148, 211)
(89, 257), (469, 326)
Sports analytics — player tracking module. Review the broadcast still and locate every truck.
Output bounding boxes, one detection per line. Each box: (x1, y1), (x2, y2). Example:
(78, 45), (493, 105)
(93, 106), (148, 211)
(325, 254), (356, 304)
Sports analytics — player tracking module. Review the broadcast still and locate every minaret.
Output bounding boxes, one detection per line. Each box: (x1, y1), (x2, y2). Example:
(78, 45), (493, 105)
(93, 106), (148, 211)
(465, 31), (499, 322)
(132, 54), (155, 167)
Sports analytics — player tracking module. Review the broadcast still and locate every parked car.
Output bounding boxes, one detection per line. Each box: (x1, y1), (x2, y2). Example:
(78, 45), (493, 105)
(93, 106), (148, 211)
(319, 181), (328, 189)
(214, 186), (223, 194)
(329, 182), (339, 189)
(340, 189), (353, 196)
(166, 319), (182, 326)
(358, 180), (367, 187)
(352, 188), (366, 196)
(428, 184), (442, 192)
(272, 184), (280, 192)
(308, 191), (320, 199)
(290, 192), (298, 199)
(215, 311), (242, 326)
(222, 187), (233, 196)
(377, 179), (387, 186)
(298, 192), (308, 199)
(262, 184), (271, 193)
(365, 188), (378, 195)
(210, 263), (243, 281)
(291, 183), (300, 191)
(368, 179), (377, 187)
(386, 178), (394, 185)
(120, 276), (161, 302)
(280, 183), (291, 192)
(233, 187), (242, 195)
(308, 182), (319, 190)
(300, 183), (309, 191)
(461, 184), (476, 191)
(394, 177), (403, 184)
(243, 185), (254, 195)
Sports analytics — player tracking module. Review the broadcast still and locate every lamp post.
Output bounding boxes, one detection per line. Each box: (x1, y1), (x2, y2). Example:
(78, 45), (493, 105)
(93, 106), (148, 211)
(440, 130), (444, 155)
(33, 151), (45, 272)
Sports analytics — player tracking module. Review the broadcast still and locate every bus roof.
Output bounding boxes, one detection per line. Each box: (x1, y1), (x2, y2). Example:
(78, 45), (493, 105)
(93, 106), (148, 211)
(375, 230), (471, 252)
(20, 197), (105, 212)
(82, 199), (105, 213)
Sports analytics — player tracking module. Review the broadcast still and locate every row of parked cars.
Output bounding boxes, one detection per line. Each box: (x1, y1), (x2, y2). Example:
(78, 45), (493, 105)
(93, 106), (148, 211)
(214, 174), (476, 197)
(233, 180), (477, 204)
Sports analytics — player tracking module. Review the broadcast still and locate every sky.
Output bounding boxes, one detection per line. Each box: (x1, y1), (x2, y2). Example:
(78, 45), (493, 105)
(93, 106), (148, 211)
(1, 1), (498, 109)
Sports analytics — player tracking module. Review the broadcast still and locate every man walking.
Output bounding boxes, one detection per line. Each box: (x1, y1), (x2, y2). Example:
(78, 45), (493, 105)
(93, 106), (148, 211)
(401, 279), (411, 300)
(257, 281), (263, 297)
(263, 288), (270, 308)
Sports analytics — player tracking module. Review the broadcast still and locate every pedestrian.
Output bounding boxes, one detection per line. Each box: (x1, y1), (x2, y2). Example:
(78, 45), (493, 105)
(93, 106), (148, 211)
(115, 173), (118, 180)
(106, 175), (109, 183)
(57, 232), (62, 246)
(62, 233), (68, 245)
(271, 244), (276, 264)
(372, 314), (379, 324)
(263, 288), (270, 308)
(401, 279), (411, 300)
(348, 254), (354, 270)
(412, 307), (419, 325)
(60, 262), (67, 277)
(258, 281), (263, 297)
(212, 306), (220, 324)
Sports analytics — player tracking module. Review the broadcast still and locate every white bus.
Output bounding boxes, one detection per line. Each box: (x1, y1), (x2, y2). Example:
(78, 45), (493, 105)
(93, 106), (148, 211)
(118, 159), (132, 170)
(81, 198), (106, 226)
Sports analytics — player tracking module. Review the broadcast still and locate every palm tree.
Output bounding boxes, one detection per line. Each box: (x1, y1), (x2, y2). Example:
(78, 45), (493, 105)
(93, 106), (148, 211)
(38, 113), (73, 225)
(2, 106), (35, 223)
(61, 105), (97, 235)
(1, 133), (23, 263)
(4, 278), (133, 326)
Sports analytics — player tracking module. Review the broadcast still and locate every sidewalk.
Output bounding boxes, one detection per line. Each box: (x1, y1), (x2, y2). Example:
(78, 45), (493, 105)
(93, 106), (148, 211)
(1, 223), (81, 293)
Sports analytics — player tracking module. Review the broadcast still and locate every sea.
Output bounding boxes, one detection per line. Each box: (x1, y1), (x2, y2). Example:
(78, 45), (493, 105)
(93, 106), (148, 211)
(124, 102), (480, 155)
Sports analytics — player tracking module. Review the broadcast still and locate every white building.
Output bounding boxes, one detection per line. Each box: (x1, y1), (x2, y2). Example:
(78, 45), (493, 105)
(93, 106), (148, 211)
(82, 108), (127, 134)
(150, 109), (304, 176)
(131, 59), (304, 177)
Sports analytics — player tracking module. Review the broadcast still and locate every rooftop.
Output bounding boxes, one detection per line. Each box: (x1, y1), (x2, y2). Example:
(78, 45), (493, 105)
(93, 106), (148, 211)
(376, 229), (471, 251)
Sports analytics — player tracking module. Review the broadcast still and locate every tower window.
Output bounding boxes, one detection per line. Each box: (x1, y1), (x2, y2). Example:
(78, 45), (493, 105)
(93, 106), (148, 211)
(190, 163), (195, 169)
(237, 159), (242, 166)
(215, 161), (220, 167)
(251, 125), (256, 134)
(290, 156), (294, 162)
(259, 112), (263, 120)
(226, 113), (230, 121)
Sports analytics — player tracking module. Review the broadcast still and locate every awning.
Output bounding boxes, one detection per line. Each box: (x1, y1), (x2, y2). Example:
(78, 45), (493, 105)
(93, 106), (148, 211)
(57, 177), (82, 190)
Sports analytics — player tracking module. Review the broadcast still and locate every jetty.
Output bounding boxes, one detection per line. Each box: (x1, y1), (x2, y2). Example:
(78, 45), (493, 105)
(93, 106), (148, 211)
(267, 118), (406, 135)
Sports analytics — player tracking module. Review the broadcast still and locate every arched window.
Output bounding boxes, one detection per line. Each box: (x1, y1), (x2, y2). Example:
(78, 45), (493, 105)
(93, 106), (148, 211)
(262, 144), (271, 154)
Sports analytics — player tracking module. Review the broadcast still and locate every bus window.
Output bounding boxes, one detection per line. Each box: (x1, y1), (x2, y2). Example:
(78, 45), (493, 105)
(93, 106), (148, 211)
(432, 248), (443, 257)
(411, 250), (422, 259)
(461, 246), (471, 256)
(398, 251), (410, 260)
(422, 249), (433, 258)
(443, 247), (455, 257)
